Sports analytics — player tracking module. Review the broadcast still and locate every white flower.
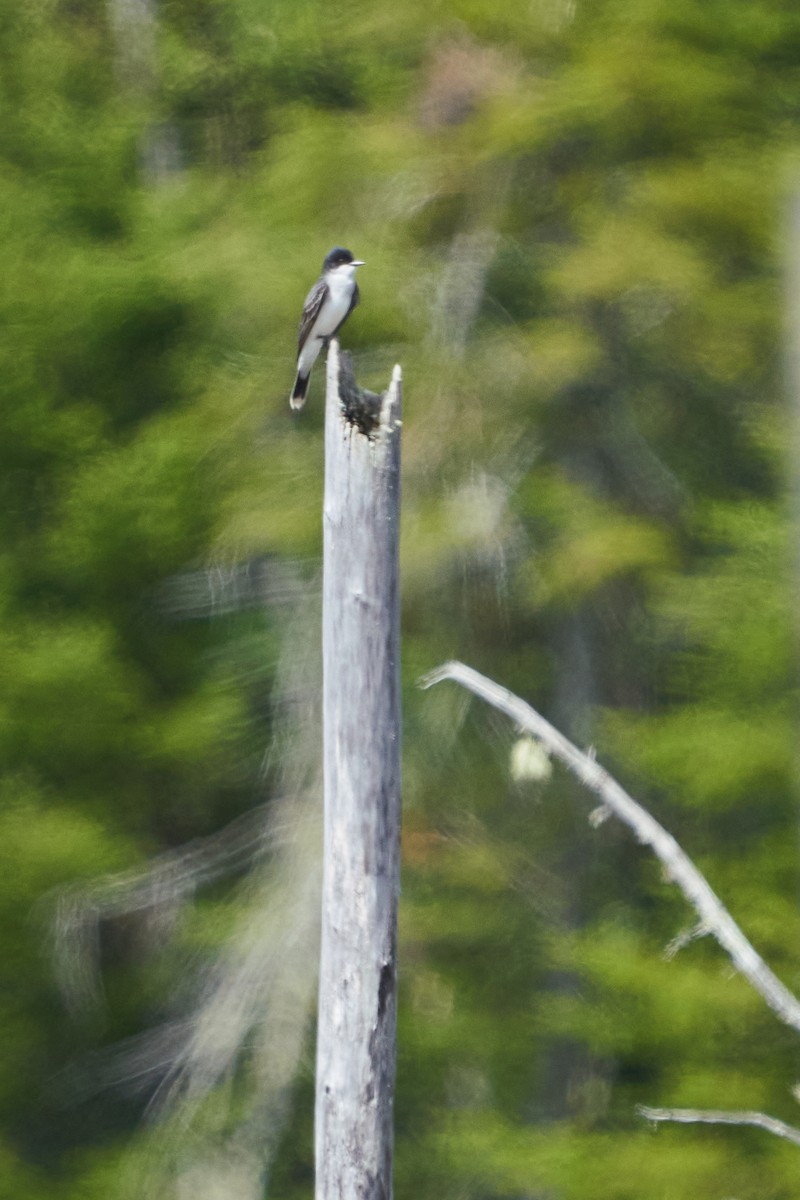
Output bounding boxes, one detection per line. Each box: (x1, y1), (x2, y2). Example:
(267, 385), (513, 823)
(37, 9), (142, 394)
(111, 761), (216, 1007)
(510, 736), (552, 783)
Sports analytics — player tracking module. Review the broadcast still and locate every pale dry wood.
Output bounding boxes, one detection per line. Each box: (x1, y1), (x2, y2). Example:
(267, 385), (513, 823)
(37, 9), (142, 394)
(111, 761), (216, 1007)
(316, 342), (403, 1200)
(108, 0), (156, 85)
(421, 660), (800, 1035)
(638, 1105), (800, 1148)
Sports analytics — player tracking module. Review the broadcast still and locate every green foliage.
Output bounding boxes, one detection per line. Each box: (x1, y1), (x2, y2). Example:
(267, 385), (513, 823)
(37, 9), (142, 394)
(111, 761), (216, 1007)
(2, 0), (800, 1196)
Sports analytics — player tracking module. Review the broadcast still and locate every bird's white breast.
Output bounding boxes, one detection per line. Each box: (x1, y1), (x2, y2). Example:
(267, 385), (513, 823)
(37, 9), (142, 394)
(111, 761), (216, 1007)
(316, 265), (357, 337)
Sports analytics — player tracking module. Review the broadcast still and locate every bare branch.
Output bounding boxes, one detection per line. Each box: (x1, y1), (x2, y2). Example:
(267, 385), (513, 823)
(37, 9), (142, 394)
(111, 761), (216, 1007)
(52, 802), (291, 1017)
(420, 660), (800, 1035)
(663, 922), (708, 961)
(638, 1106), (800, 1148)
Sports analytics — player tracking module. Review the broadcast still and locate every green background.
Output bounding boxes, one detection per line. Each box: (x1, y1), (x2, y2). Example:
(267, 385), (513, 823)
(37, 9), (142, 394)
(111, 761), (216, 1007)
(1, 0), (799, 1195)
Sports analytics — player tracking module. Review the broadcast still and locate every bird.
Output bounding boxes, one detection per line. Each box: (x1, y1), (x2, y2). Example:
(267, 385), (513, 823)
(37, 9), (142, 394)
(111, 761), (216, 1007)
(290, 247), (364, 410)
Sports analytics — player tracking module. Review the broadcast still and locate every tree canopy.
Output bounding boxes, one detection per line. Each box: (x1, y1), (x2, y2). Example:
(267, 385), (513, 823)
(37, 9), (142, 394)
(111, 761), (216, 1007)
(2, 0), (799, 1197)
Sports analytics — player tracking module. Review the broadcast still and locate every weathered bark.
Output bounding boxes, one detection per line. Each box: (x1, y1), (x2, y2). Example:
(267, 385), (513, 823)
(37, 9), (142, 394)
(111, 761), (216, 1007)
(316, 342), (403, 1200)
(638, 1106), (800, 1148)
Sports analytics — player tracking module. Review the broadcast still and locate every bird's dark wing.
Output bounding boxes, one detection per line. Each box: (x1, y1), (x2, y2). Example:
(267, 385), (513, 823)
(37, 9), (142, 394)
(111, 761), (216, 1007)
(297, 277), (328, 354)
(331, 281), (360, 338)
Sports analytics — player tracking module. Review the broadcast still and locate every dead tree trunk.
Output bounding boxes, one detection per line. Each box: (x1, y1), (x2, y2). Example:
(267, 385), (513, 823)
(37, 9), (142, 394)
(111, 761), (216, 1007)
(315, 342), (403, 1200)
(108, 0), (182, 182)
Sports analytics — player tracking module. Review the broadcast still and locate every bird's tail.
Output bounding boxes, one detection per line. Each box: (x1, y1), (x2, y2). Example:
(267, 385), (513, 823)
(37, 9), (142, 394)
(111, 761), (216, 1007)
(290, 371), (310, 410)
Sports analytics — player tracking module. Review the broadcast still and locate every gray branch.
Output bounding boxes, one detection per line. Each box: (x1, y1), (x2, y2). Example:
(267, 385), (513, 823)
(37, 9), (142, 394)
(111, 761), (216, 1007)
(52, 801), (289, 1017)
(420, 660), (800, 1035)
(638, 1106), (800, 1148)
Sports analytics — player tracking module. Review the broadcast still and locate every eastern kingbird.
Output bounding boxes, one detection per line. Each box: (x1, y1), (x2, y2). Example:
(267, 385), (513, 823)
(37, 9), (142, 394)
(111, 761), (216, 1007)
(290, 247), (364, 410)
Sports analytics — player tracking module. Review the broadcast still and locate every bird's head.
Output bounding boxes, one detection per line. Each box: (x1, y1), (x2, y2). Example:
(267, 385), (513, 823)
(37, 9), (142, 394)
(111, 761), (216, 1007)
(323, 247), (365, 274)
